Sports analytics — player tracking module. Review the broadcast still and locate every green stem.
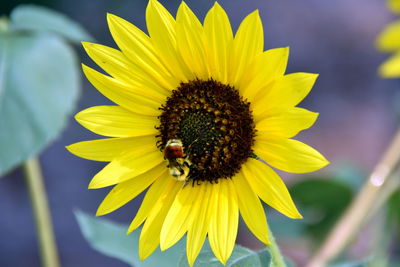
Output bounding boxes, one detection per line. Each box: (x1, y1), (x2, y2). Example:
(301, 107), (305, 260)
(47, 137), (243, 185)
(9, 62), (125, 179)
(267, 222), (287, 267)
(24, 158), (60, 267)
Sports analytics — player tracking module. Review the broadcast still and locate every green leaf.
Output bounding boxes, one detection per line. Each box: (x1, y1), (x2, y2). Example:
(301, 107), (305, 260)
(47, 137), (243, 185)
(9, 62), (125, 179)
(0, 32), (80, 175)
(178, 245), (271, 267)
(257, 249), (272, 266)
(328, 257), (370, 267)
(290, 178), (354, 242)
(75, 210), (185, 267)
(75, 210), (137, 265)
(10, 5), (93, 43)
(388, 188), (400, 226)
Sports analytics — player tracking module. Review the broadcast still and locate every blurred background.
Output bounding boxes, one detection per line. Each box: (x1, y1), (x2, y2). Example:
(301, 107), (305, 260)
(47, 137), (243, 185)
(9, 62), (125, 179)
(1, 0), (399, 266)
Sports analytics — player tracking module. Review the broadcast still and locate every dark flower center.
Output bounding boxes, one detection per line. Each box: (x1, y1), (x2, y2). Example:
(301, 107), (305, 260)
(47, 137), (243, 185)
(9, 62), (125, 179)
(156, 79), (255, 184)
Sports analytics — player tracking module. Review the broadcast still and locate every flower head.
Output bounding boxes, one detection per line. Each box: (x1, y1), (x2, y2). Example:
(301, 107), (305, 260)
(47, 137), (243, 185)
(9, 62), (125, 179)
(67, 0), (329, 265)
(376, 0), (400, 78)
(388, 0), (400, 13)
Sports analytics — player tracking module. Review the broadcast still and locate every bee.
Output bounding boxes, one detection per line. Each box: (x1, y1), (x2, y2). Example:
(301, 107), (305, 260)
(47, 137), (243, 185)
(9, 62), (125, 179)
(164, 139), (192, 182)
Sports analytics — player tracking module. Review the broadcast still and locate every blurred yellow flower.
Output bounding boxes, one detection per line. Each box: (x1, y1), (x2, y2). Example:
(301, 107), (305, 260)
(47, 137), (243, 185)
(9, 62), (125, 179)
(67, 0), (328, 265)
(376, 0), (400, 77)
(388, 0), (400, 13)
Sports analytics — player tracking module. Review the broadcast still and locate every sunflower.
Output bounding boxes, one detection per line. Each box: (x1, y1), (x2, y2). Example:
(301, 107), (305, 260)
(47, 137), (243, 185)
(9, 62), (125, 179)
(376, 0), (400, 78)
(388, 0), (400, 13)
(67, 0), (328, 265)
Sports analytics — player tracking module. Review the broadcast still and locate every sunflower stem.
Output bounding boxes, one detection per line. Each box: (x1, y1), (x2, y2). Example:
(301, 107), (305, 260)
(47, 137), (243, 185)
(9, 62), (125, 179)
(267, 222), (287, 267)
(24, 157), (60, 267)
(306, 129), (400, 267)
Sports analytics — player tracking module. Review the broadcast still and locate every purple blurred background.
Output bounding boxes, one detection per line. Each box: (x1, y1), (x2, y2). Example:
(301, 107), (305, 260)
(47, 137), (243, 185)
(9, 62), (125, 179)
(1, 0), (399, 266)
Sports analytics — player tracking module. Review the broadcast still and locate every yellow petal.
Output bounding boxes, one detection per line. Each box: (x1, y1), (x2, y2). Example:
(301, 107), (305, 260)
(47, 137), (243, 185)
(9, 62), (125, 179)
(82, 41), (133, 82)
(89, 148), (163, 189)
(204, 2), (233, 83)
(242, 159), (302, 219)
(254, 138), (329, 173)
(240, 47), (289, 100)
(160, 182), (202, 250)
(107, 13), (178, 90)
(146, 0), (192, 82)
(66, 136), (154, 162)
(229, 10), (263, 87)
(176, 2), (209, 79)
(82, 64), (161, 116)
(186, 183), (212, 266)
(138, 178), (182, 260)
(75, 106), (158, 138)
(128, 173), (171, 233)
(208, 179), (238, 264)
(252, 73), (318, 120)
(379, 51), (400, 78)
(376, 20), (400, 52)
(232, 172), (269, 244)
(388, 0), (400, 13)
(256, 107), (318, 138)
(96, 164), (167, 216)
(82, 42), (168, 100)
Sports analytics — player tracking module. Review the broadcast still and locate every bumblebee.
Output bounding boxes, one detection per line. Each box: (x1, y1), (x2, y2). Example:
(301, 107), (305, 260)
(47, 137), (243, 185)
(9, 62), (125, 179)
(164, 139), (192, 182)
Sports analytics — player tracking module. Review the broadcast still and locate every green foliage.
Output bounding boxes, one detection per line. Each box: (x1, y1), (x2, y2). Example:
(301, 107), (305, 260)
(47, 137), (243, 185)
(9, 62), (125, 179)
(75, 210), (186, 267)
(268, 164), (363, 241)
(10, 5), (93, 44)
(290, 178), (354, 242)
(178, 246), (271, 267)
(258, 249), (274, 266)
(388, 189), (400, 262)
(76, 210), (273, 267)
(388, 188), (400, 226)
(328, 258), (369, 267)
(0, 5), (91, 175)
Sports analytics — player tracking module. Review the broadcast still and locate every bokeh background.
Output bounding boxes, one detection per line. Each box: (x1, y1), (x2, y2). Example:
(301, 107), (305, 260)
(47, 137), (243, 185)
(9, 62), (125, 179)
(1, 0), (399, 266)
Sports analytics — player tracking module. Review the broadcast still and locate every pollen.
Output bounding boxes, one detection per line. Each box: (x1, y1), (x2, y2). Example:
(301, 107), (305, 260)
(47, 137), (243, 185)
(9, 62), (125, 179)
(156, 79), (256, 184)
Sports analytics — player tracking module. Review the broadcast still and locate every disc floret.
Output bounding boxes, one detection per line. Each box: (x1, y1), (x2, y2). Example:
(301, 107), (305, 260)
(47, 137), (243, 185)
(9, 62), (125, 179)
(157, 79), (256, 184)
